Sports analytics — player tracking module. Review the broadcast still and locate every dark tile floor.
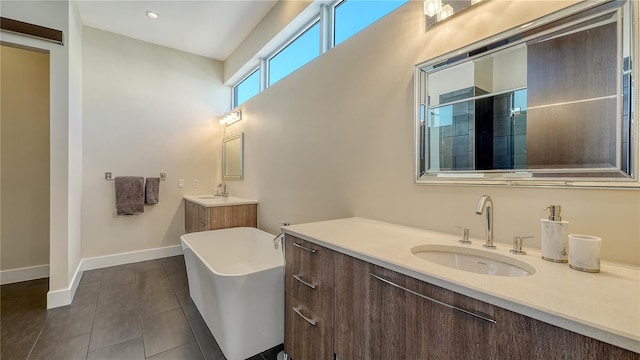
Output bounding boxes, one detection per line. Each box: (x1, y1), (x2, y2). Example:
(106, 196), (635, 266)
(0, 255), (283, 360)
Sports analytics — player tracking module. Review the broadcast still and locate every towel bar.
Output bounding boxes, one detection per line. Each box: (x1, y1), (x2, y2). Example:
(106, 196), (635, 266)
(105, 172), (166, 181)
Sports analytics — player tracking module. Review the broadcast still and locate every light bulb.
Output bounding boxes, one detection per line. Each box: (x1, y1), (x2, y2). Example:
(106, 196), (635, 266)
(437, 4), (454, 21)
(424, 0), (442, 17)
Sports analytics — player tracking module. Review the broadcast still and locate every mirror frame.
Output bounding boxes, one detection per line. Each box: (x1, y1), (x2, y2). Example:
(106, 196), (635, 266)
(222, 132), (244, 181)
(414, 0), (639, 189)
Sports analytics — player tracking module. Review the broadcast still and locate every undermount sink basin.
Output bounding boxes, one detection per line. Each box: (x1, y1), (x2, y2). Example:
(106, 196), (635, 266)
(412, 244), (536, 277)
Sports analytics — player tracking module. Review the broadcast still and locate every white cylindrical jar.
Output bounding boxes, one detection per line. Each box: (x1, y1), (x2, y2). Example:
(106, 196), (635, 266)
(569, 234), (601, 273)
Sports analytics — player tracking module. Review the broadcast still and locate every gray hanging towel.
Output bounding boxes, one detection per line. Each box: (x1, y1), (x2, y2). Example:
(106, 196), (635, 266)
(114, 176), (145, 215)
(145, 177), (160, 205)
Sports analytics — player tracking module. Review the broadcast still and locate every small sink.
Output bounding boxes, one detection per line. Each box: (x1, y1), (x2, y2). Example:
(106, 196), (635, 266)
(412, 244), (535, 277)
(197, 196), (222, 199)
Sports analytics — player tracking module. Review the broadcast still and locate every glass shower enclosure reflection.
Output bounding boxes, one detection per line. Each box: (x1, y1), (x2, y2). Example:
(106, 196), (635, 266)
(427, 88), (528, 172)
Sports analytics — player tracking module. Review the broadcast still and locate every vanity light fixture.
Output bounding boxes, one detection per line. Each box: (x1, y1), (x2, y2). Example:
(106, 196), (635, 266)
(426, 0), (484, 24)
(146, 11), (159, 20)
(436, 4), (454, 21)
(424, 0), (443, 17)
(220, 111), (242, 126)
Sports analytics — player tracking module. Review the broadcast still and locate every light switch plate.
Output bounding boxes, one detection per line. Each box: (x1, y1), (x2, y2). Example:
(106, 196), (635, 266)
(177, 179), (184, 188)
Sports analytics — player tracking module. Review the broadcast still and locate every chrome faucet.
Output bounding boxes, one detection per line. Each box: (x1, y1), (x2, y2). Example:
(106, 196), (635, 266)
(475, 195), (496, 249)
(215, 182), (228, 197)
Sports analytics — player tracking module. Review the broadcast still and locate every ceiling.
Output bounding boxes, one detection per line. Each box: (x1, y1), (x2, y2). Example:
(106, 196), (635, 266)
(76, 1), (278, 61)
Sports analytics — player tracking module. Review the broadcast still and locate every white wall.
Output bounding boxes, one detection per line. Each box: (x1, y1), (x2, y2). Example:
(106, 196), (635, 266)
(0, 1), (84, 298)
(68, 0), (83, 286)
(0, 45), (50, 271)
(225, 0), (640, 266)
(81, 27), (227, 258)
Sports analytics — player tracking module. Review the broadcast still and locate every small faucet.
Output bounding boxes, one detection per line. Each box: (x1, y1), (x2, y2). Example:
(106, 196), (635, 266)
(215, 182), (228, 197)
(475, 195), (496, 249)
(272, 222), (290, 250)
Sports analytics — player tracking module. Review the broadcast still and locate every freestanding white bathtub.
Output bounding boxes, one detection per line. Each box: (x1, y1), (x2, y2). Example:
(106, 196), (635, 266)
(181, 227), (284, 360)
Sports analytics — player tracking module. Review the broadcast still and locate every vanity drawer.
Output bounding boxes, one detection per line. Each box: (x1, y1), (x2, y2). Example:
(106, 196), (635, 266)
(285, 235), (334, 286)
(285, 272), (334, 322)
(285, 295), (334, 360)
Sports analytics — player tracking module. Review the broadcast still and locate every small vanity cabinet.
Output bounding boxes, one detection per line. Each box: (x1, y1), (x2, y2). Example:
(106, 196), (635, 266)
(284, 237), (639, 360)
(284, 235), (335, 360)
(183, 196), (257, 233)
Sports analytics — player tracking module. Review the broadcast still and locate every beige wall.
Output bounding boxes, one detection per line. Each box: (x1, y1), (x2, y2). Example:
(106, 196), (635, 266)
(0, 45), (51, 271)
(225, 0), (640, 266)
(81, 27), (228, 258)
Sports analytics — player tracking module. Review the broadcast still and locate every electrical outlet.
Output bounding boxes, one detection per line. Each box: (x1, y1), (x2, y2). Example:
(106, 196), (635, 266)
(192, 179), (199, 188)
(177, 179), (184, 188)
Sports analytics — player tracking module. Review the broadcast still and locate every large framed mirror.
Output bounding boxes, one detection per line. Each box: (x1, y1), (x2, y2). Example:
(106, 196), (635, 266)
(222, 133), (244, 181)
(415, 0), (638, 188)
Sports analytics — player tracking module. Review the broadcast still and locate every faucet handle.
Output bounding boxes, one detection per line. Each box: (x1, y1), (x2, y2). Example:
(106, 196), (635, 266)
(454, 225), (471, 244)
(510, 235), (534, 255)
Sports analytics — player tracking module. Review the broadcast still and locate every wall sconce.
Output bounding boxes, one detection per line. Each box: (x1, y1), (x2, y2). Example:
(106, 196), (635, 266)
(436, 4), (454, 21)
(220, 110), (242, 126)
(424, 0), (442, 17)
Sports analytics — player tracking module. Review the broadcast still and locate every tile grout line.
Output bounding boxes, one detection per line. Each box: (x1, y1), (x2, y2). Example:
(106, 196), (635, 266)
(85, 276), (104, 358)
(24, 290), (47, 360)
(136, 269), (149, 359)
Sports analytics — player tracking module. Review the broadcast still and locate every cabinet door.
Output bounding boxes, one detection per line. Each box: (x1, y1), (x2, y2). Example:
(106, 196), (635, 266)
(334, 253), (495, 360)
(209, 204), (257, 229)
(197, 205), (209, 231)
(285, 294), (334, 360)
(184, 201), (198, 233)
(402, 273), (496, 359)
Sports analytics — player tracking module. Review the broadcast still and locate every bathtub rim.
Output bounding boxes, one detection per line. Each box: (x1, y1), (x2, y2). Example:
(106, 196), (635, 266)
(180, 227), (284, 278)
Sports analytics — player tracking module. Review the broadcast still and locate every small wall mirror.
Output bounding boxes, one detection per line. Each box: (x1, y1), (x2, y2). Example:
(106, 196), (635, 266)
(415, 0), (638, 188)
(222, 133), (243, 180)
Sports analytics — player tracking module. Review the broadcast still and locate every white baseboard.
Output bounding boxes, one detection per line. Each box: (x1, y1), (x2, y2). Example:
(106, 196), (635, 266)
(45, 244), (183, 309)
(0, 264), (49, 285)
(82, 245), (183, 271)
(47, 260), (82, 309)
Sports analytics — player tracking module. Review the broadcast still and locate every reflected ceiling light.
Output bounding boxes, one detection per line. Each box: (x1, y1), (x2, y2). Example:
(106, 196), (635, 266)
(424, 0), (443, 17)
(436, 4), (454, 21)
(146, 11), (159, 20)
(220, 111), (242, 126)
(471, 0), (482, 4)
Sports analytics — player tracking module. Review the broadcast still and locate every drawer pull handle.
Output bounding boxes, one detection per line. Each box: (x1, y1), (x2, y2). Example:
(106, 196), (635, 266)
(293, 274), (316, 289)
(292, 242), (317, 253)
(293, 306), (317, 326)
(370, 273), (496, 324)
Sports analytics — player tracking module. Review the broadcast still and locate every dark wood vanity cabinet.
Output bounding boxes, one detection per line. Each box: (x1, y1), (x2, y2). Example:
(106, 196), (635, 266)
(333, 253), (638, 360)
(285, 240), (638, 360)
(184, 200), (257, 233)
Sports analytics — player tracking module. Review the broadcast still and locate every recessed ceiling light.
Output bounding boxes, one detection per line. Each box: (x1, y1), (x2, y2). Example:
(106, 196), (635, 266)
(146, 11), (159, 20)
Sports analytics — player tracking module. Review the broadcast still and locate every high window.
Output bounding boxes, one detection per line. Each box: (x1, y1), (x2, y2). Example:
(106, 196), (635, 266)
(268, 21), (321, 87)
(233, 69), (260, 107)
(231, 1), (408, 107)
(334, 0), (408, 46)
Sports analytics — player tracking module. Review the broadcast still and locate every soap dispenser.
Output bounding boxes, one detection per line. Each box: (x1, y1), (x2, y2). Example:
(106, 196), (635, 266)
(541, 205), (570, 262)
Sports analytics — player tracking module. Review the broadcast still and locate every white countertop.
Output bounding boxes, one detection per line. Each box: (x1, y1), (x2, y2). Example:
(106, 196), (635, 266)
(183, 195), (258, 207)
(282, 217), (640, 353)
